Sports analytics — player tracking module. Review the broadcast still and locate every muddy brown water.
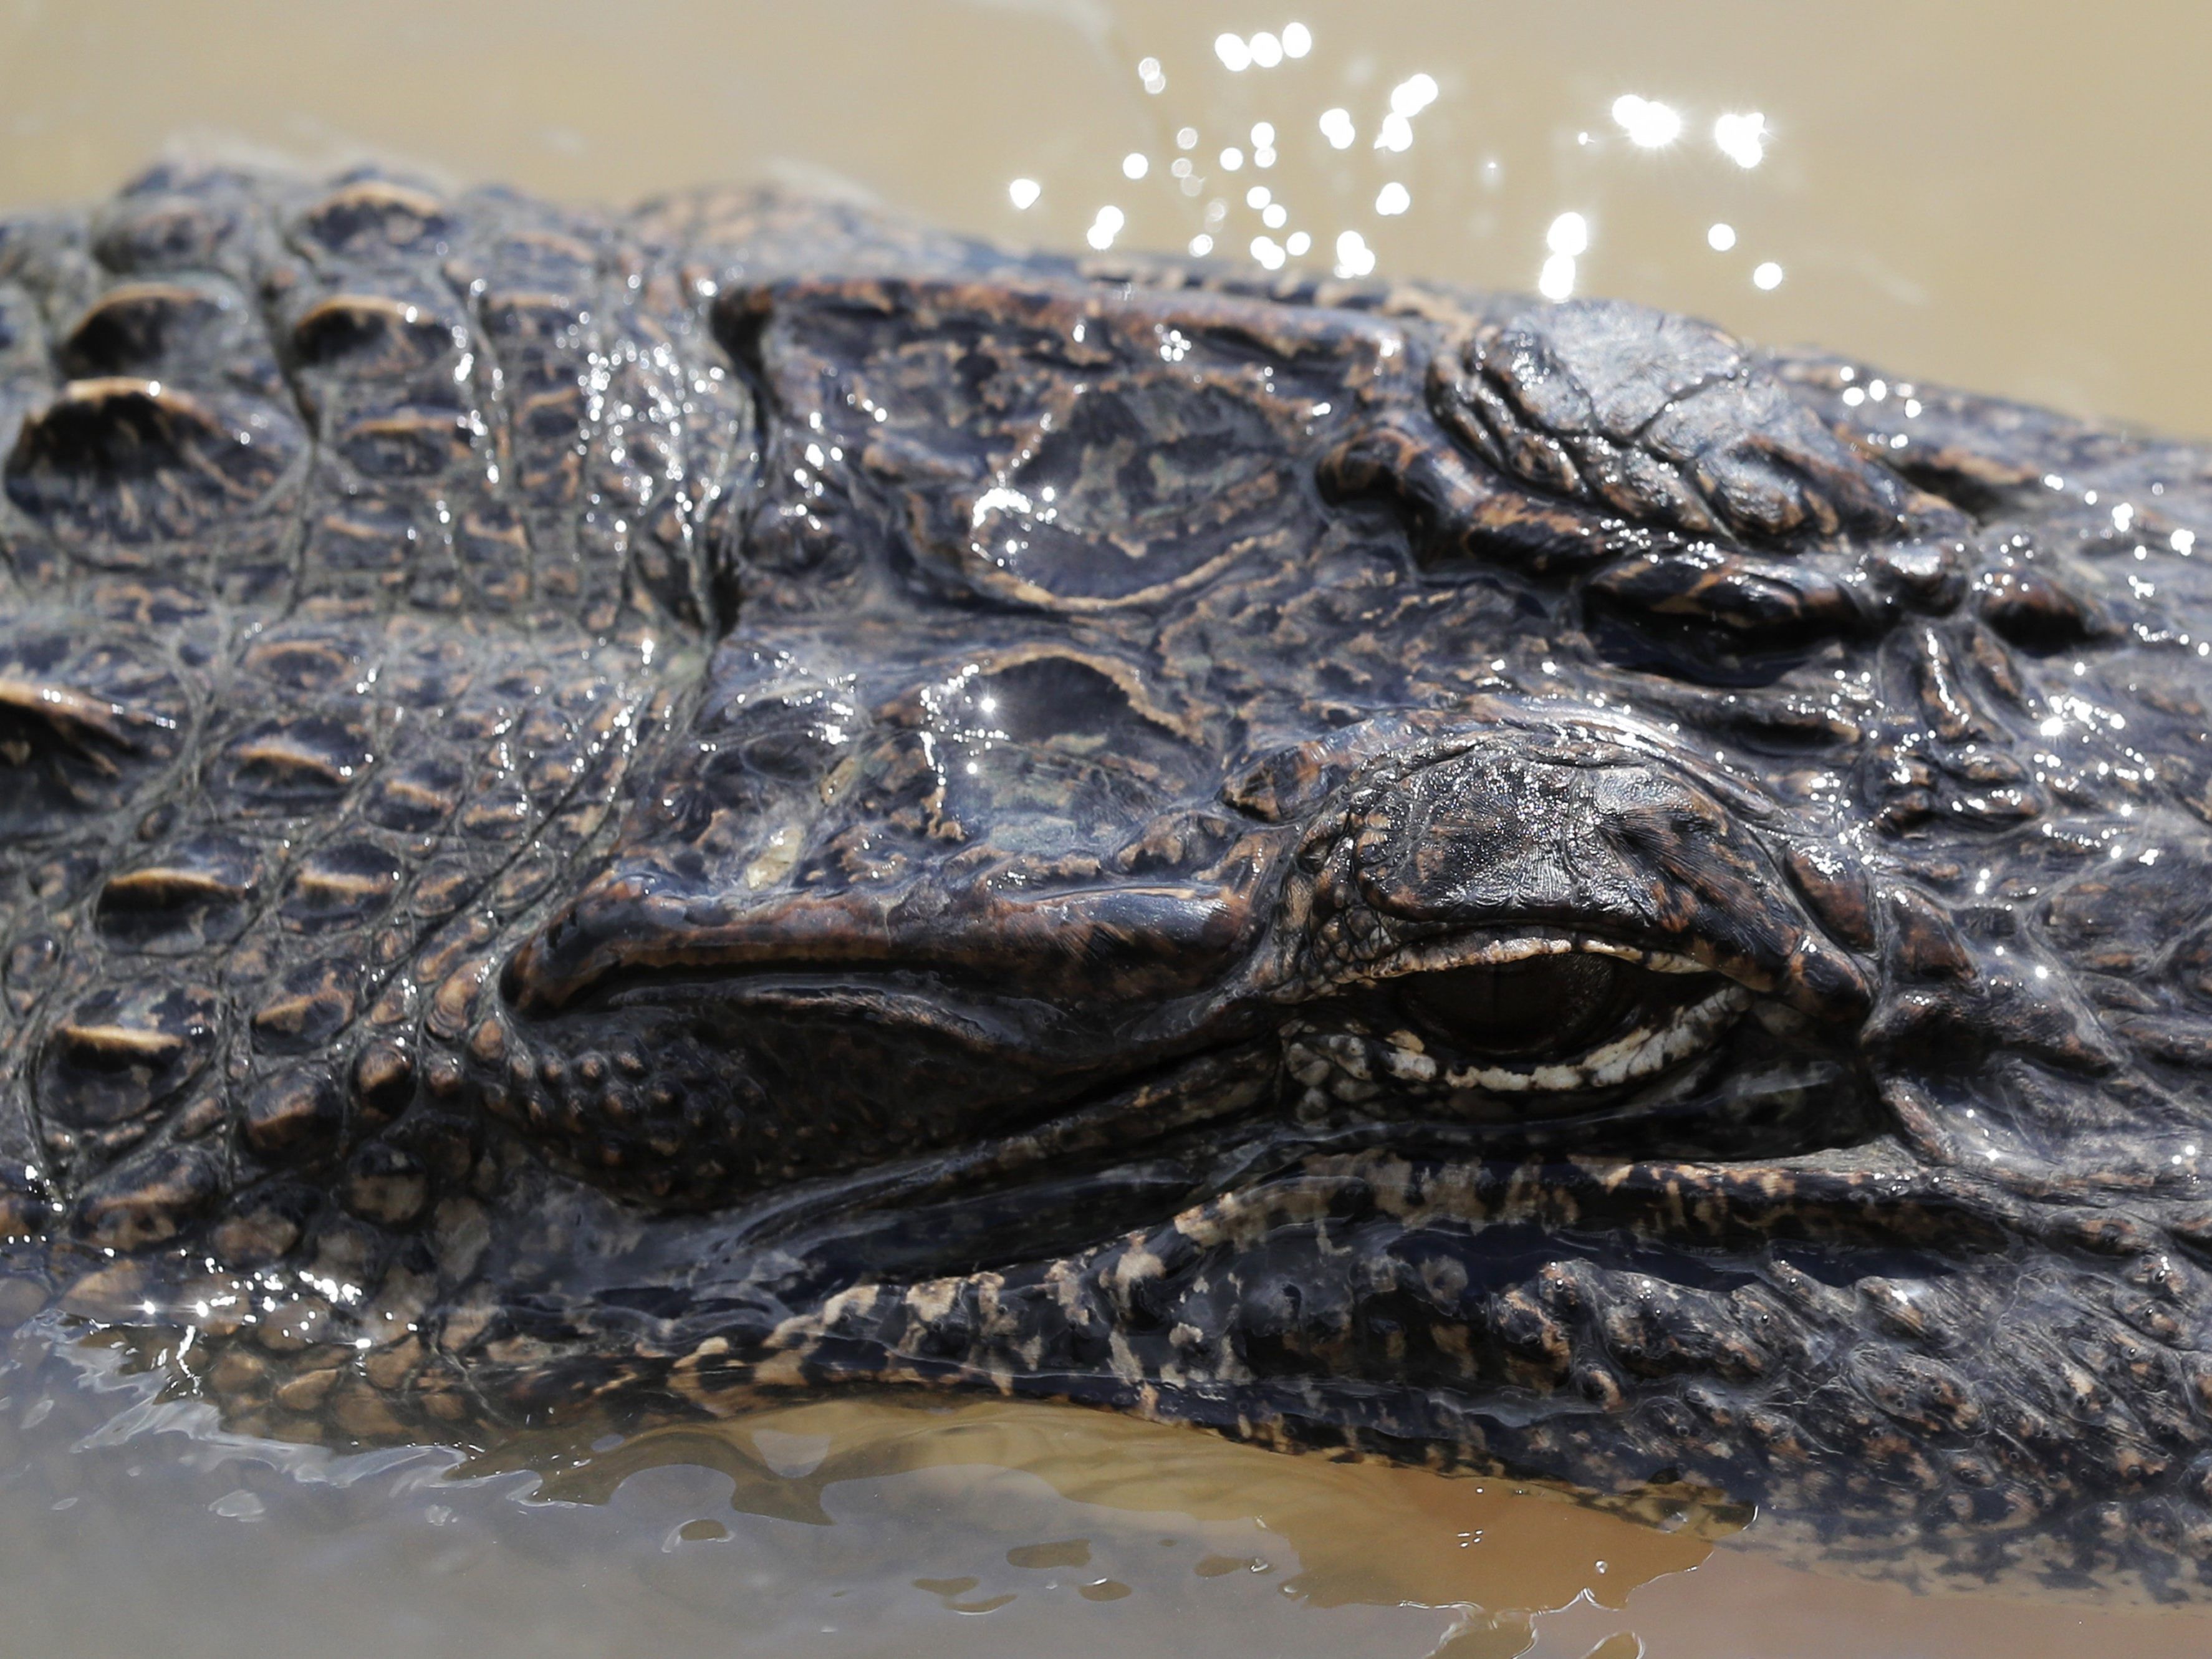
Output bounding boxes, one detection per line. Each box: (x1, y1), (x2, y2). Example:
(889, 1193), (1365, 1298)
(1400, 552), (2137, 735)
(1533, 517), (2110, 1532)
(2, 2), (2210, 1655)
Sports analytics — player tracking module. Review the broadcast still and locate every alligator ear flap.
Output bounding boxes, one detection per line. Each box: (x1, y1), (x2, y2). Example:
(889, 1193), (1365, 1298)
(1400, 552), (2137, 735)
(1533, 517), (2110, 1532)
(1580, 549), (1872, 686)
(4, 378), (301, 546)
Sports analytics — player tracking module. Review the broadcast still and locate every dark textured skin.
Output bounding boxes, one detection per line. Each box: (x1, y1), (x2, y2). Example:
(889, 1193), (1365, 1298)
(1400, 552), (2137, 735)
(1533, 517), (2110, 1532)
(3, 164), (2212, 1597)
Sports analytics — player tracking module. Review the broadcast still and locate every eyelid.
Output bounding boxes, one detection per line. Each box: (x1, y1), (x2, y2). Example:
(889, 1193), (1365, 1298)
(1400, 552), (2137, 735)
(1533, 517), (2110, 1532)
(1430, 976), (1749, 1095)
(1325, 740), (1876, 1026)
(1363, 931), (1713, 982)
(1367, 939), (1751, 1094)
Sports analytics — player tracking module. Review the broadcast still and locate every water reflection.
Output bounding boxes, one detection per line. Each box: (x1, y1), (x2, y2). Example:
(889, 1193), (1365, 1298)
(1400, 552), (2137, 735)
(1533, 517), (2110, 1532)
(9, 1312), (2212, 1658)
(0, 1314), (1694, 1657)
(478, 1397), (1731, 1615)
(1, 1), (2200, 432)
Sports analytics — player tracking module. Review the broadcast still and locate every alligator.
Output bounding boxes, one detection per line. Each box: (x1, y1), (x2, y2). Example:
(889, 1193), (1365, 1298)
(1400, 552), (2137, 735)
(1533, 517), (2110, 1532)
(1, 163), (2209, 1599)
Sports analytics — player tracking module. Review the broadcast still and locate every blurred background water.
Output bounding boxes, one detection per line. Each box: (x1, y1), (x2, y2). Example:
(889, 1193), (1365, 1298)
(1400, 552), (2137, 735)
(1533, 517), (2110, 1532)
(4, 0), (2206, 435)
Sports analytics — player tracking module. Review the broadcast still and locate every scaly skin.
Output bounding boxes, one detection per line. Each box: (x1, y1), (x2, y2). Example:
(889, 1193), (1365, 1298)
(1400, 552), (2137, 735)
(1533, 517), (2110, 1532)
(2, 165), (2210, 1597)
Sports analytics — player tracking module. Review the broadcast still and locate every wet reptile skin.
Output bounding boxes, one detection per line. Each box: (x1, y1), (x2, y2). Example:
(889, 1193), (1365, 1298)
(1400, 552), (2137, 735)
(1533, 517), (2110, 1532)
(2, 165), (2211, 1596)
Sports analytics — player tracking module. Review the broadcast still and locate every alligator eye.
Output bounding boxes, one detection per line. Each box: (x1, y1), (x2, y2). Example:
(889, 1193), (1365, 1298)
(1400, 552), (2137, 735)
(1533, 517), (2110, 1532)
(1388, 950), (1751, 1092)
(1394, 954), (1631, 1057)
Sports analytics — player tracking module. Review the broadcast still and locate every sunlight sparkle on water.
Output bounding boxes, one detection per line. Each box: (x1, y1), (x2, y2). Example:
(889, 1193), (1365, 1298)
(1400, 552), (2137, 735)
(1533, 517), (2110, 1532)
(1541, 212), (1590, 297)
(1375, 181), (1410, 215)
(1319, 107), (1356, 149)
(1612, 94), (1682, 148)
(1375, 74), (1438, 153)
(1335, 229), (1376, 277)
(1137, 55), (1166, 95)
(1706, 221), (1737, 251)
(1392, 74), (1440, 117)
(1007, 178), (1041, 210)
(1714, 111), (1767, 166)
(1546, 212), (1589, 257)
(1122, 153), (1148, 180)
(1086, 205), (1123, 249)
(1753, 260), (1784, 289)
(1213, 27), (1304, 72)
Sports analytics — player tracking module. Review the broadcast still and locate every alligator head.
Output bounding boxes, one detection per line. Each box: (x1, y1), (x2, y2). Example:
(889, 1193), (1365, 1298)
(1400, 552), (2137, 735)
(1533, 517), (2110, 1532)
(2, 170), (2210, 1595)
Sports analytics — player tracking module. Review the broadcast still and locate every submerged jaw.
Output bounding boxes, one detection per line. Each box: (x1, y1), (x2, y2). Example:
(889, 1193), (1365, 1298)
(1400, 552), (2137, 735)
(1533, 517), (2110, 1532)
(648, 1134), (2001, 1479)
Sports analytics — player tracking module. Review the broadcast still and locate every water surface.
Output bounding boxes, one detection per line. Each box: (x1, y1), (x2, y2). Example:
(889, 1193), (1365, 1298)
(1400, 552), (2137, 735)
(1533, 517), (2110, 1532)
(2, 3), (2209, 1654)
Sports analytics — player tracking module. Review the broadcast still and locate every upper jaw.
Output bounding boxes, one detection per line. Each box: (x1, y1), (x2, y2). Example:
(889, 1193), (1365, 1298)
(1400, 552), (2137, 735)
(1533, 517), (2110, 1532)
(501, 858), (1281, 1018)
